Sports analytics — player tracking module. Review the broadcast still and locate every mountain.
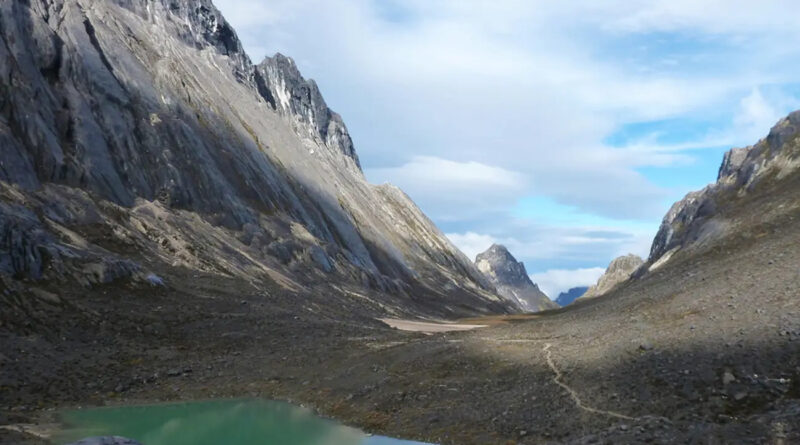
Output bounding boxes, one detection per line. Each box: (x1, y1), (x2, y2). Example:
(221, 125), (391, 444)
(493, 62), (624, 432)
(645, 111), (800, 270)
(319, 111), (800, 443)
(555, 286), (588, 306)
(579, 254), (643, 299)
(4, 1), (800, 444)
(0, 0), (514, 319)
(577, 112), (800, 300)
(474, 244), (558, 312)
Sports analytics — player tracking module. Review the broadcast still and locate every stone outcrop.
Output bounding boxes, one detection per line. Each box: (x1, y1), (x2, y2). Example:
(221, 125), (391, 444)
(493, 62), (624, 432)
(0, 0), (513, 317)
(255, 54), (360, 168)
(581, 254), (643, 299)
(475, 244), (557, 312)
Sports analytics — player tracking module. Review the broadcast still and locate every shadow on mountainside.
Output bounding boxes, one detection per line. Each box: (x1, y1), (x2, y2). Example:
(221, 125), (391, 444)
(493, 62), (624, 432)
(2, 2), (800, 444)
(2, 175), (800, 444)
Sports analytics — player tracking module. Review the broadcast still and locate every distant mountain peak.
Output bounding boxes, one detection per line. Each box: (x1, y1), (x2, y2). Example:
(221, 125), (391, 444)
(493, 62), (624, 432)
(581, 254), (643, 300)
(555, 286), (588, 306)
(475, 244), (531, 286)
(475, 245), (558, 312)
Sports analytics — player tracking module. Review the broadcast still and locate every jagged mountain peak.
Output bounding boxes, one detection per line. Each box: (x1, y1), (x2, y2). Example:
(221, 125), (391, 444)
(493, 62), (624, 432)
(256, 53), (361, 169)
(649, 110), (800, 265)
(0, 0), (513, 318)
(607, 253), (645, 273)
(580, 254), (643, 300)
(479, 243), (514, 258)
(475, 244), (557, 312)
(475, 244), (530, 286)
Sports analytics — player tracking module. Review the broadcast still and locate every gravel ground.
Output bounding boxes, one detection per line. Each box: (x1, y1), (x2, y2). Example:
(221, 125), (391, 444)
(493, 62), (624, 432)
(3, 179), (800, 445)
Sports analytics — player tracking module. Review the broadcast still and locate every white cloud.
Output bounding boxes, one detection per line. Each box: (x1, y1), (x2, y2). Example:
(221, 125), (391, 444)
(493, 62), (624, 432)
(445, 232), (498, 261)
(366, 156), (528, 221)
(733, 88), (785, 143)
(446, 220), (655, 272)
(214, 0), (800, 275)
(603, 0), (800, 35)
(613, 232), (656, 261)
(215, 0), (800, 221)
(530, 268), (606, 300)
(212, 0), (284, 28)
(369, 156), (527, 191)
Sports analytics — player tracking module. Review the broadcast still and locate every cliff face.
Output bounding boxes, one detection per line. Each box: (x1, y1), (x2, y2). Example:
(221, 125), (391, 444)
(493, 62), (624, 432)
(580, 254), (643, 300)
(475, 244), (557, 312)
(0, 0), (512, 317)
(254, 54), (360, 168)
(648, 111), (800, 267)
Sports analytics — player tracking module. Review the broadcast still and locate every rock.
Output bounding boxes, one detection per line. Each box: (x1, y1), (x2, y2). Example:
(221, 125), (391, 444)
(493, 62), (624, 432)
(0, 0), (515, 318)
(29, 287), (61, 305)
(723, 371), (736, 385)
(639, 341), (654, 351)
(144, 273), (165, 286)
(475, 244), (558, 312)
(255, 54), (360, 168)
(581, 254), (644, 299)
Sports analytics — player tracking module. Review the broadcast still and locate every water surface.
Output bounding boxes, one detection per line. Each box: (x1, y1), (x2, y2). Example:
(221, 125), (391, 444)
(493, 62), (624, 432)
(53, 399), (431, 445)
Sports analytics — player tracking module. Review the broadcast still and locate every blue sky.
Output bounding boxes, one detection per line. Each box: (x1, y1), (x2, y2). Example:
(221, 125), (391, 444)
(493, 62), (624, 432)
(215, 0), (800, 297)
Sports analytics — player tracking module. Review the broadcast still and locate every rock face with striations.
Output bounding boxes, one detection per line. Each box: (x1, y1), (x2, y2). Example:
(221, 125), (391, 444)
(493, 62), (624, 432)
(648, 111), (800, 268)
(475, 244), (557, 312)
(0, 0), (513, 317)
(580, 254), (643, 299)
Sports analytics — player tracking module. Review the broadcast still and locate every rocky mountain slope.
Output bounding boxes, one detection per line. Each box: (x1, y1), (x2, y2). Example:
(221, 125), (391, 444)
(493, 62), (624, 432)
(6, 110), (799, 444)
(4, 1), (800, 444)
(0, 0), (514, 318)
(579, 254), (643, 299)
(647, 111), (800, 269)
(475, 244), (558, 312)
(555, 286), (587, 306)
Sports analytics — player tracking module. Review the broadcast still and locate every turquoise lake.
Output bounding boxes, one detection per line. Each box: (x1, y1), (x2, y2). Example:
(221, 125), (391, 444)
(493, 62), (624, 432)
(53, 399), (432, 445)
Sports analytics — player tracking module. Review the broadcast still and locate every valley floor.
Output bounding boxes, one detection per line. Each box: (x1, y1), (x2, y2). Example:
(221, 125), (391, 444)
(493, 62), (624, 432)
(3, 195), (800, 444)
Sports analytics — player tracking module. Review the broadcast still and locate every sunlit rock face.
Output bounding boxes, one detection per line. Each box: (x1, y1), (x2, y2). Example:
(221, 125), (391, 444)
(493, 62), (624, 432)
(0, 0), (514, 317)
(580, 254), (644, 300)
(649, 111), (800, 266)
(475, 244), (558, 312)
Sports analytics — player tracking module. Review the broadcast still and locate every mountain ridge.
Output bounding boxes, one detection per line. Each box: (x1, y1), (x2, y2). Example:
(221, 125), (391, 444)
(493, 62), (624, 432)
(555, 286), (588, 306)
(0, 0), (513, 317)
(648, 111), (800, 267)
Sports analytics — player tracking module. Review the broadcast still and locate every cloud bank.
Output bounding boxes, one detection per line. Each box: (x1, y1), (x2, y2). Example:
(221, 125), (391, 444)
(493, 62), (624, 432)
(215, 0), (800, 293)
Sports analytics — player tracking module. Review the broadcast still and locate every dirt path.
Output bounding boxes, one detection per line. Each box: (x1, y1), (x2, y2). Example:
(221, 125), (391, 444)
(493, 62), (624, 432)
(543, 343), (636, 420)
(378, 318), (488, 333)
